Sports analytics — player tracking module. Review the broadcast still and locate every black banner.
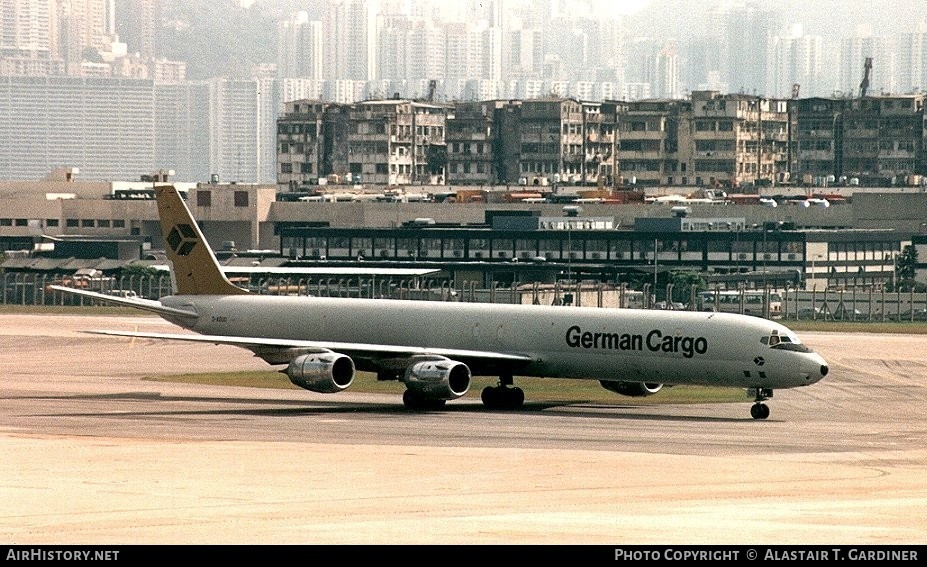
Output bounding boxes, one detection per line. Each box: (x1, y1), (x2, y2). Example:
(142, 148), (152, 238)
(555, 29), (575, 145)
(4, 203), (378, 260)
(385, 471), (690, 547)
(0, 545), (923, 562)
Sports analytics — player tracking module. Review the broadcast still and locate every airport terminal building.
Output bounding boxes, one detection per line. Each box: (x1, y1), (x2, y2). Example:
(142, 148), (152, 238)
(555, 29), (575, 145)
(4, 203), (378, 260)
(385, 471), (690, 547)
(1, 179), (923, 292)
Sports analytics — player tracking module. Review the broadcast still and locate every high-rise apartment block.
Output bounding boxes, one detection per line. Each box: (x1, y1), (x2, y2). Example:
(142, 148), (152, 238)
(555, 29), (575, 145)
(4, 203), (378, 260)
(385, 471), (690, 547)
(0, 75), (278, 183)
(0, 75), (154, 180)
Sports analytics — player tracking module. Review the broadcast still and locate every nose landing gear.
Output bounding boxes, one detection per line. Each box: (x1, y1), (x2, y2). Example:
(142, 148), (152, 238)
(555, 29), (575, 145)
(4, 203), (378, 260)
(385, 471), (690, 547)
(749, 388), (773, 420)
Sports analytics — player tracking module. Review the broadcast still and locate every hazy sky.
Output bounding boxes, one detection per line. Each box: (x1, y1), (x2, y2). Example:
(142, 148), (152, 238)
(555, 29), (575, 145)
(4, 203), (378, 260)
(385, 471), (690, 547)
(599, 0), (654, 15)
(627, 0), (927, 39)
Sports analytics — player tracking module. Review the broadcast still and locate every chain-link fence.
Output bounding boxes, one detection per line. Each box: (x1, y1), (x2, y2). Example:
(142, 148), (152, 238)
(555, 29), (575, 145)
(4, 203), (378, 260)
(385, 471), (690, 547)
(6, 272), (926, 322)
(2, 273), (173, 307)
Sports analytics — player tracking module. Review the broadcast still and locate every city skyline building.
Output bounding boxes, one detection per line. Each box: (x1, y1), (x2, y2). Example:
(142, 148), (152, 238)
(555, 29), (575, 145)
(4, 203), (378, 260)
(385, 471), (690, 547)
(1, 1), (926, 183)
(277, 11), (324, 80)
(2, 2), (925, 98)
(766, 25), (823, 99)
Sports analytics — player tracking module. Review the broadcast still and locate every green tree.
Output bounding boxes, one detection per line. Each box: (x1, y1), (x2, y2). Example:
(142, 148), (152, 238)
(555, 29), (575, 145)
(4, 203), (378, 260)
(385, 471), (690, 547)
(896, 245), (918, 282)
(120, 264), (161, 278)
(669, 271), (707, 305)
(889, 245), (926, 292)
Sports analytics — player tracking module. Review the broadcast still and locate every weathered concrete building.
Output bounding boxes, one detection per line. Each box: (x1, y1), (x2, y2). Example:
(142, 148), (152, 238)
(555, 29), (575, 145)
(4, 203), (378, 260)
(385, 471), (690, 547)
(615, 99), (689, 187)
(794, 97), (849, 184)
(276, 100), (349, 191)
(347, 100), (448, 186)
(688, 91), (794, 189)
(445, 100), (513, 186)
(842, 94), (925, 186)
(276, 93), (926, 192)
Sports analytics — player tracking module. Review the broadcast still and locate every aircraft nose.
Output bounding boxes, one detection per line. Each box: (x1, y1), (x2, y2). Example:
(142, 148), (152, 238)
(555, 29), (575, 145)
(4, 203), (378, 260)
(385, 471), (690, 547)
(801, 353), (829, 384)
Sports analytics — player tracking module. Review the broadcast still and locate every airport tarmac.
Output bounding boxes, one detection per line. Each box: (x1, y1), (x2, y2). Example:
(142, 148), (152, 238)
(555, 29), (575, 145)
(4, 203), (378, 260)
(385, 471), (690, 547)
(1, 312), (925, 545)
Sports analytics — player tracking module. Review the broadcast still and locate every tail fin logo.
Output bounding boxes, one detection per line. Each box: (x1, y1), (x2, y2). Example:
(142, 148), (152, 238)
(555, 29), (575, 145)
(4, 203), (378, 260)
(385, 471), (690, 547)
(166, 223), (199, 257)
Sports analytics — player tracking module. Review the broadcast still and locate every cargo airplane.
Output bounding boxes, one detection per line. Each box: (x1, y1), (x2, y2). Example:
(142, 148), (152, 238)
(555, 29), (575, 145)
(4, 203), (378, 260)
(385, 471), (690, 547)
(53, 186), (829, 419)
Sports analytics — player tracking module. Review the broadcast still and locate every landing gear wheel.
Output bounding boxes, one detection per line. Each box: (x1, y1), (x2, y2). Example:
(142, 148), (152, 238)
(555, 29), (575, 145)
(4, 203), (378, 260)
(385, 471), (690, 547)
(481, 385), (525, 409)
(749, 387), (773, 420)
(403, 389), (446, 410)
(481, 386), (499, 408)
(509, 386), (525, 407)
(750, 403), (770, 420)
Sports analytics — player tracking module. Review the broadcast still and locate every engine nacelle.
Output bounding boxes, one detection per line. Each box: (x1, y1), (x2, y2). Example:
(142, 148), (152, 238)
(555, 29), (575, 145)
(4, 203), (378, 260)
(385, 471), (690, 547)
(599, 380), (663, 397)
(287, 352), (355, 393)
(403, 357), (471, 400)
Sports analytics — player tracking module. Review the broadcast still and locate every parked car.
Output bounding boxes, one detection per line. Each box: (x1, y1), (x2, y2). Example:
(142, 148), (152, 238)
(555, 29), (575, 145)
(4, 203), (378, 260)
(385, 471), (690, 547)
(105, 289), (139, 299)
(651, 301), (686, 310)
(892, 308), (927, 321)
(831, 306), (864, 319)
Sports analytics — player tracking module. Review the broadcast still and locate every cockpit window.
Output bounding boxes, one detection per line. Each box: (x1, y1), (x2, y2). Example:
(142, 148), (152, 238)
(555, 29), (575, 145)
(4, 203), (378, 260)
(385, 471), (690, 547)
(771, 342), (812, 353)
(761, 331), (781, 345)
(761, 331), (802, 347)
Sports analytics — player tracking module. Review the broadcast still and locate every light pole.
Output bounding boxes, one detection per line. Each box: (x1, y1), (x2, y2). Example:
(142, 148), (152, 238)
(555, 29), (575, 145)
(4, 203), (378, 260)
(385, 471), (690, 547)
(563, 205), (582, 285)
(890, 252), (898, 290)
(653, 238), (658, 288)
(809, 253), (825, 291)
(810, 255), (815, 291)
(761, 224), (768, 288)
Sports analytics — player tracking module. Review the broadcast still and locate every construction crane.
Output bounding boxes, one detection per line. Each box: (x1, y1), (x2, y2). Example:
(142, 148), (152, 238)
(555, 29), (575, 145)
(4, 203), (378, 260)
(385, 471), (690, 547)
(859, 57), (872, 98)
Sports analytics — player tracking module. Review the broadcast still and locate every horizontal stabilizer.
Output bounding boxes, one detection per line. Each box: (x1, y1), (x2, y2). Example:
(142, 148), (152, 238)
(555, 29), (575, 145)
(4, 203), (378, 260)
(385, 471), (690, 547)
(49, 286), (198, 319)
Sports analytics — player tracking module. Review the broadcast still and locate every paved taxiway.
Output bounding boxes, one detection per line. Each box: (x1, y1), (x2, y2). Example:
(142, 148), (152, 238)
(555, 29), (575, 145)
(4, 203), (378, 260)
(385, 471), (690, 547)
(1, 313), (926, 544)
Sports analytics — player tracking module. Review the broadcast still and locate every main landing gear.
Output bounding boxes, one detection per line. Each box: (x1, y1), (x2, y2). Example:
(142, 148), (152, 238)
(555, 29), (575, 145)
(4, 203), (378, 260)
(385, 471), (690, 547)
(481, 373), (525, 410)
(402, 389), (446, 411)
(750, 388), (773, 420)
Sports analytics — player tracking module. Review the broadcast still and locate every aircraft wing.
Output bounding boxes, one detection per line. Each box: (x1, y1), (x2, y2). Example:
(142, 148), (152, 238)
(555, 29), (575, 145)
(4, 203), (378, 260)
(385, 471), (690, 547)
(49, 286), (199, 319)
(88, 329), (536, 367)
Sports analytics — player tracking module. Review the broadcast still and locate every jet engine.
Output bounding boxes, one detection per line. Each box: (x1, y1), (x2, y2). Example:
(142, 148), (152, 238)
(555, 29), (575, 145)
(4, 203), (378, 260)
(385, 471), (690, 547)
(403, 357), (471, 400)
(287, 352), (355, 393)
(599, 380), (663, 397)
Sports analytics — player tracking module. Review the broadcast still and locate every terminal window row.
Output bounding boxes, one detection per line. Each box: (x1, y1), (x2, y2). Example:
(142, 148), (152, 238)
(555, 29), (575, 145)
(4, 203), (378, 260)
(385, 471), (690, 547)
(63, 219), (126, 228)
(281, 234), (812, 262)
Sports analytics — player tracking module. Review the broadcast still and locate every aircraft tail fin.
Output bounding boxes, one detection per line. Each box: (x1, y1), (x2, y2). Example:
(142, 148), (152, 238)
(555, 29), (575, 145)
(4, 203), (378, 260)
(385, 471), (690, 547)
(156, 185), (247, 296)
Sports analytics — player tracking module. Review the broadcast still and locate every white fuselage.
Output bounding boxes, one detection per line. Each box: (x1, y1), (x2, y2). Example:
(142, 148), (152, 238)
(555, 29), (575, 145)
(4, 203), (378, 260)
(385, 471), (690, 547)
(162, 294), (828, 391)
